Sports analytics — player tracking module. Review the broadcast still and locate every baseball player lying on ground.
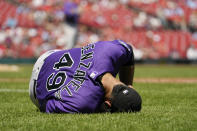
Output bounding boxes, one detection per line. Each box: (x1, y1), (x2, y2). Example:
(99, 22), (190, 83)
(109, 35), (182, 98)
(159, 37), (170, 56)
(29, 40), (142, 113)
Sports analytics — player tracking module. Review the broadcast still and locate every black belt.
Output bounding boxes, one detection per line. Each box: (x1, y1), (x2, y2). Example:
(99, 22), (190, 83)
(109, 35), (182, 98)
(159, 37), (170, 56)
(33, 79), (37, 100)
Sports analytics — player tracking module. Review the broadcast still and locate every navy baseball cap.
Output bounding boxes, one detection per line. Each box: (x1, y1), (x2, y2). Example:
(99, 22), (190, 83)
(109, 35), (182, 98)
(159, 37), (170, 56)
(111, 84), (142, 113)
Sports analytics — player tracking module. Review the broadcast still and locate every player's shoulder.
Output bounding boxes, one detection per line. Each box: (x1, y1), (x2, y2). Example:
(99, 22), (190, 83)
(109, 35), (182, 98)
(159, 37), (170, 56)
(113, 40), (132, 52)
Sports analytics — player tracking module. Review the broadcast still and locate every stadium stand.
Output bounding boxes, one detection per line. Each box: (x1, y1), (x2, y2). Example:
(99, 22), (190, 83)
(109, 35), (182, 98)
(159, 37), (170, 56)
(0, 0), (197, 61)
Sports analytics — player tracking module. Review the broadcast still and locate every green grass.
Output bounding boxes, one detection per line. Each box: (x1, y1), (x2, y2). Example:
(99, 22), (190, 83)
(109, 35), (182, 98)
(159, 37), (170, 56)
(135, 64), (197, 78)
(0, 64), (197, 131)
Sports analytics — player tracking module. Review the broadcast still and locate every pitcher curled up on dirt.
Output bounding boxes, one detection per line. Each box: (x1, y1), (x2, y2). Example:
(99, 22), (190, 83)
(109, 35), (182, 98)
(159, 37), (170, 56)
(29, 40), (142, 113)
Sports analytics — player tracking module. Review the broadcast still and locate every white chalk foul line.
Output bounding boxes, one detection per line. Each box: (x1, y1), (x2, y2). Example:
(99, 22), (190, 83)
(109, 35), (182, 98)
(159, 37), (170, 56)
(0, 89), (28, 93)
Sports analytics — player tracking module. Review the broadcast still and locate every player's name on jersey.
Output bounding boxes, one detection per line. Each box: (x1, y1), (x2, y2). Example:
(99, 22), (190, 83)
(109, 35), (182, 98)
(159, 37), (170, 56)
(56, 43), (95, 98)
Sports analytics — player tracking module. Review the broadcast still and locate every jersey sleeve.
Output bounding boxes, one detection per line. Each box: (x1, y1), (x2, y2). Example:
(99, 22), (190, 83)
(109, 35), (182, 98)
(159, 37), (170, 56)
(116, 40), (135, 66)
(88, 40), (134, 81)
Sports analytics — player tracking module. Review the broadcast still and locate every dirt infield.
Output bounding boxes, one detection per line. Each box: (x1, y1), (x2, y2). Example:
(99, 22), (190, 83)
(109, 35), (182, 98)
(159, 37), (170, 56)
(0, 78), (29, 82)
(0, 78), (196, 83)
(0, 64), (19, 72)
(134, 78), (197, 84)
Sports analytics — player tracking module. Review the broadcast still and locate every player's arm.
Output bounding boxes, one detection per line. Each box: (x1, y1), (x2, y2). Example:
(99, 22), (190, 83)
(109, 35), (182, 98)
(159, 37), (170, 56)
(116, 40), (135, 87)
(119, 65), (135, 87)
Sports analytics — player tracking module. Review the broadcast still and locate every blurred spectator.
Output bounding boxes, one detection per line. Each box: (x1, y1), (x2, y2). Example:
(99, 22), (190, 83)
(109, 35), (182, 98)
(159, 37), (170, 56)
(186, 0), (197, 10)
(169, 49), (180, 60)
(132, 45), (144, 60)
(192, 32), (197, 41)
(33, 10), (47, 26)
(186, 44), (197, 60)
(0, 31), (6, 44)
(133, 12), (148, 29)
(5, 17), (18, 28)
(188, 11), (197, 32)
(163, 1), (184, 18)
(148, 16), (162, 30)
(32, 0), (44, 7)
(63, 0), (80, 49)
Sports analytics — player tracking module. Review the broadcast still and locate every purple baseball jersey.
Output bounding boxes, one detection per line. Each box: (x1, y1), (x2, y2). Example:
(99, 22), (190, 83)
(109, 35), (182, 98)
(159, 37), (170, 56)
(36, 40), (134, 113)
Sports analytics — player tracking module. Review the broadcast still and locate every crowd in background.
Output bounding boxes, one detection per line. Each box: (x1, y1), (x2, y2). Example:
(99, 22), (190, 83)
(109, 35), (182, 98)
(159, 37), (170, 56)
(0, 0), (197, 60)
